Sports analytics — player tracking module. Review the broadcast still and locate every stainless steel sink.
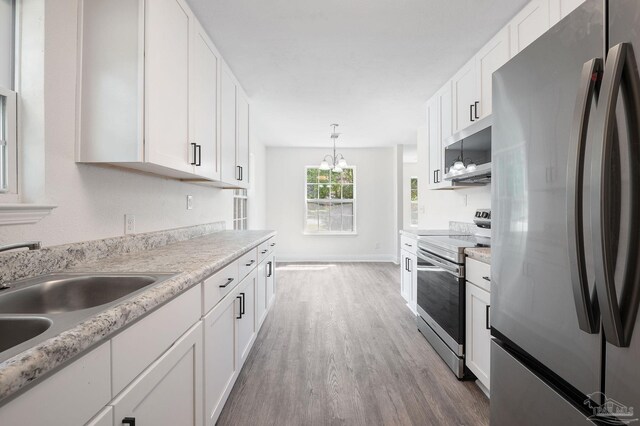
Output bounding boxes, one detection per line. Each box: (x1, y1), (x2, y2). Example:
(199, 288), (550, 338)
(0, 275), (157, 314)
(0, 272), (175, 362)
(0, 317), (52, 353)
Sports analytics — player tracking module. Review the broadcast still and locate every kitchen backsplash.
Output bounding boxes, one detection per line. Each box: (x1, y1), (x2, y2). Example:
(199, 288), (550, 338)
(0, 221), (226, 285)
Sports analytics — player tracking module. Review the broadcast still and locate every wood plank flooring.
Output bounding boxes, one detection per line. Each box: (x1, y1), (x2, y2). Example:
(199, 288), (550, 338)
(217, 262), (489, 426)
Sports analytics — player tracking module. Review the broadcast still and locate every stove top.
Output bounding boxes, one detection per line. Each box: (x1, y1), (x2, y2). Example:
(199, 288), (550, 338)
(417, 234), (490, 264)
(404, 229), (471, 237)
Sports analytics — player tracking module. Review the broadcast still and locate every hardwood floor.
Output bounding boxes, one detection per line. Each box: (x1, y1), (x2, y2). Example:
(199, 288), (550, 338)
(217, 262), (489, 426)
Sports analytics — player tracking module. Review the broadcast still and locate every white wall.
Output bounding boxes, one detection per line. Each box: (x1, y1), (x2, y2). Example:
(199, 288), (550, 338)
(248, 136), (267, 229)
(0, 0), (267, 247)
(266, 147), (397, 262)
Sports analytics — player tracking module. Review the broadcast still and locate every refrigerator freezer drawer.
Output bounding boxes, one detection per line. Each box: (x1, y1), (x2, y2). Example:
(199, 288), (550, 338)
(491, 341), (593, 426)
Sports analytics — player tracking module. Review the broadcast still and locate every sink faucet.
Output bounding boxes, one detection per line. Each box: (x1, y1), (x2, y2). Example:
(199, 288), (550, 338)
(0, 241), (42, 290)
(0, 241), (42, 253)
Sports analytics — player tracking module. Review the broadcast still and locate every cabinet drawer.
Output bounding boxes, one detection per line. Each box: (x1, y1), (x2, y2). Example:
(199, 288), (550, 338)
(202, 261), (239, 315)
(466, 257), (491, 291)
(257, 240), (271, 263)
(238, 248), (258, 280)
(0, 342), (111, 426)
(401, 235), (418, 254)
(111, 284), (201, 396)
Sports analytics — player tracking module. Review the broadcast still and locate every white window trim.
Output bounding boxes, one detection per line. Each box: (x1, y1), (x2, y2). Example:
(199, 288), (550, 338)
(303, 165), (357, 235)
(410, 175), (418, 228)
(0, 1), (55, 225)
(0, 86), (18, 199)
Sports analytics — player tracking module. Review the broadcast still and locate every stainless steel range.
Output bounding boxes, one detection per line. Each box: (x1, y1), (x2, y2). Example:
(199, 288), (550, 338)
(414, 213), (490, 379)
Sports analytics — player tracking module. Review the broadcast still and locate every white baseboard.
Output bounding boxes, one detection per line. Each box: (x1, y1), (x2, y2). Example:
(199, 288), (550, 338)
(277, 253), (399, 263)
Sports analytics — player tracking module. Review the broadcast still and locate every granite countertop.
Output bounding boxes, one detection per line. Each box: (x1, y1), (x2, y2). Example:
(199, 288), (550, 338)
(465, 247), (491, 264)
(0, 229), (275, 403)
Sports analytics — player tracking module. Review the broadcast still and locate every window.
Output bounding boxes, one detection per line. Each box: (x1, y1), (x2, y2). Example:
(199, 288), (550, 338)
(305, 166), (356, 234)
(0, 0), (17, 197)
(233, 189), (248, 230)
(410, 177), (418, 227)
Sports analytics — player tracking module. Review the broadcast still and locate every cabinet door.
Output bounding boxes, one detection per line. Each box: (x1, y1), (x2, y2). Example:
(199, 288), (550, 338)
(266, 256), (276, 308)
(475, 27), (510, 119)
(204, 294), (238, 425)
(451, 58), (478, 133)
(145, 0), (192, 173)
(549, 0), (585, 25)
(256, 260), (267, 327)
(400, 252), (411, 303)
(426, 98), (441, 189)
(111, 322), (203, 426)
(237, 269), (257, 367)
(509, 0), (550, 57)
(466, 283), (491, 390)
(220, 68), (238, 184)
(189, 19), (219, 180)
(236, 90), (250, 188)
(409, 252), (417, 312)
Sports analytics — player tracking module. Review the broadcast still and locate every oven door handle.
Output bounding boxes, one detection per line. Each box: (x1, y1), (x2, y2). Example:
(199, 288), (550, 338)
(417, 249), (461, 277)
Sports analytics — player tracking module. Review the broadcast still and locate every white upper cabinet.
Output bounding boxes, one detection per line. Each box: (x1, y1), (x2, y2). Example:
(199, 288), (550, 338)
(145, 0), (191, 174)
(427, 81), (456, 189)
(509, 0), (551, 57)
(78, 0), (249, 184)
(549, 0), (585, 26)
(451, 57), (478, 133)
(220, 68), (250, 188)
(475, 27), (510, 119)
(189, 19), (220, 180)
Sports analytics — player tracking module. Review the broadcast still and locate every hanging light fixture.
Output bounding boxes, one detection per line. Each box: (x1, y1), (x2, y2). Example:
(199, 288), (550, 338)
(450, 139), (477, 174)
(319, 124), (348, 172)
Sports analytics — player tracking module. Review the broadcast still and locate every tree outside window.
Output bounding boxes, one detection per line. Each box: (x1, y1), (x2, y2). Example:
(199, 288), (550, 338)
(305, 166), (356, 234)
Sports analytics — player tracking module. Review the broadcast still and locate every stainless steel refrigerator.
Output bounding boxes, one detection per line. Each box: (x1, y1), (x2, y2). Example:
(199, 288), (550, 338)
(492, 0), (640, 424)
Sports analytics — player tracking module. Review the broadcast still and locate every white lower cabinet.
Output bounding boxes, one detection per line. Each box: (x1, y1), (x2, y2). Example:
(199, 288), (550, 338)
(266, 255), (276, 308)
(111, 321), (203, 426)
(203, 292), (238, 425)
(466, 281), (491, 392)
(0, 342), (111, 426)
(257, 260), (268, 327)
(237, 269), (257, 367)
(400, 247), (417, 314)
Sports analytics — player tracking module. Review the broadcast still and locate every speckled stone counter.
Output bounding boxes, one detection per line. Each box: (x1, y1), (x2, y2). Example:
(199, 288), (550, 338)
(465, 247), (491, 264)
(0, 229), (275, 404)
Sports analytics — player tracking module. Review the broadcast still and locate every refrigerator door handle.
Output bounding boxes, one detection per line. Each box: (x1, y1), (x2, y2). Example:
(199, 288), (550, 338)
(567, 58), (603, 334)
(591, 42), (640, 348)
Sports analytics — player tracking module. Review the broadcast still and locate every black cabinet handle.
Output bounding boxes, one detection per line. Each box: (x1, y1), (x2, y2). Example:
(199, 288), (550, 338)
(190, 143), (197, 165)
(404, 243), (412, 247)
(261, 249), (268, 254)
(436, 169), (441, 183)
(240, 292), (245, 315)
(470, 104), (475, 122)
(486, 305), (491, 330)
(267, 261), (273, 277)
(236, 295), (243, 319)
(240, 166), (243, 181)
(236, 165), (241, 180)
(474, 101), (480, 119)
(219, 278), (234, 288)
(246, 259), (255, 266)
(122, 418), (136, 426)
(270, 242), (276, 247)
(196, 144), (202, 166)
(482, 276), (491, 282)
(407, 258), (412, 273)
(433, 170), (437, 184)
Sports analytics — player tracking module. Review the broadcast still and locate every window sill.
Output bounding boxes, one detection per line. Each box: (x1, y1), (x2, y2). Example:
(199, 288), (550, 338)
(0, 204), (57, 225)
(302, 231), (358, 236)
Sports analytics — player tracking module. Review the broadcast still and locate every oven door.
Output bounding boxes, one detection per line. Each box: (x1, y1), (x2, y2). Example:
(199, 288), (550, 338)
(416, 248), (465, 354)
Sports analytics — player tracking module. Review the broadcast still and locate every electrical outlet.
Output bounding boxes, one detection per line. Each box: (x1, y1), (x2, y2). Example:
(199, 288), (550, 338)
(187, 195), (193, 210)
(125, 214), (136, 234)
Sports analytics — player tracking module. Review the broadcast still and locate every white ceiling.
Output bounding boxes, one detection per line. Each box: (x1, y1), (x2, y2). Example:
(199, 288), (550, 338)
(186, 0), (528, 148)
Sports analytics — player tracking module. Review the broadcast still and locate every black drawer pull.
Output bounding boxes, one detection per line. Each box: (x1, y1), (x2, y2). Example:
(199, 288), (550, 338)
(246, 259), (255, 266)
(122, 418), (136, 426)
(190, 143), (197, 165)
(261, 250), (268, 254)
(474, 101), (480, 119)
(270, 242), (276, 247)
(482, 276), (491, 282)
(404, 243), (412, 247)
(236, 295), (243, 319)
(219, 278), (234, 288)
(240, 292), (245, 315)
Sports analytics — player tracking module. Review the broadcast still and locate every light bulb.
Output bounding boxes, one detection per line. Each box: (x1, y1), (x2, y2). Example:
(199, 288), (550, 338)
(452, 160), (465, 171)
(338, 158), (347, 168)
(319, 161), (331, 170)
(333, 166), (343, 173)
(466, 162), (477, 172)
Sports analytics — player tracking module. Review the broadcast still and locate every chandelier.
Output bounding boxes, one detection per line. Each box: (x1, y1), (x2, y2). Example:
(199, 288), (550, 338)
(319, 124), (348, 172)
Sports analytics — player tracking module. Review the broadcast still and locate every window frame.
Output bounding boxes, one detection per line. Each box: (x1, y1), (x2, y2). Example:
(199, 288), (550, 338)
(0, 85), (17, 200)
(303, 165), (357, 236)
(410, 176), (418, 227)
(233, 188), (248, 230)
